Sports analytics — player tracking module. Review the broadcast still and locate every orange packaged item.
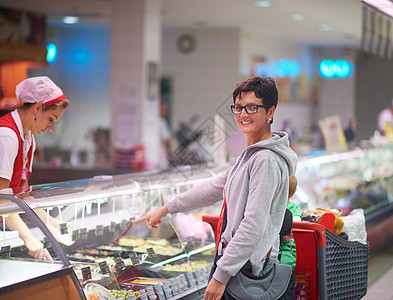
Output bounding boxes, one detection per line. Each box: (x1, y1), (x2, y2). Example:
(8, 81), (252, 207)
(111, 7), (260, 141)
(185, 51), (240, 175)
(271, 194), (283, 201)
(302, 208), (344, 235)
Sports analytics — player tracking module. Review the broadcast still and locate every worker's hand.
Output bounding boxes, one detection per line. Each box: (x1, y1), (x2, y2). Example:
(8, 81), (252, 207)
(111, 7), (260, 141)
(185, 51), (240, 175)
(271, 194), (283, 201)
(204, 277), (226, 300)
(23, 235), (53, 261)
(46, 216), (63, 235)
(132, 205), (169, 229)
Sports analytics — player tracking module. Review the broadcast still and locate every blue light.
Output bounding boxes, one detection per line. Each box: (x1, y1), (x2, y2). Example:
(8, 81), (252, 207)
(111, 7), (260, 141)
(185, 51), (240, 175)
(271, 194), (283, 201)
(71, 49), (90, 64)
(273, 60), (288, 78)
(335, 60), (351, 78)
(46, 43), (57, 63)
(253, 59), (301, 78)
(319, 60), (351, 78)
(71, 49), (90, 65)
(273, 60), (301, 77)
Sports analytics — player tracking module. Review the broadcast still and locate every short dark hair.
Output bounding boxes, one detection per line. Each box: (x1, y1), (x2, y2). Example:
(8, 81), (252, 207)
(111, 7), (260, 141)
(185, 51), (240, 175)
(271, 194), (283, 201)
(232, 76), (278, 111)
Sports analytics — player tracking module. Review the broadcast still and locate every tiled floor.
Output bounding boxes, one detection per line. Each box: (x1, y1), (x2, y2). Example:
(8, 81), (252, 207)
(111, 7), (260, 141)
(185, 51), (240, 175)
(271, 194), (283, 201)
(362, 242), (393, 299)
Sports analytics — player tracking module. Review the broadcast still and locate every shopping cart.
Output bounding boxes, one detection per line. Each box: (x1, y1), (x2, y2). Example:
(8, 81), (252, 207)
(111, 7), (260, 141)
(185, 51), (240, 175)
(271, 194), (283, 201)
(292, 221), (368, 300)
(202, 217), (369, 300)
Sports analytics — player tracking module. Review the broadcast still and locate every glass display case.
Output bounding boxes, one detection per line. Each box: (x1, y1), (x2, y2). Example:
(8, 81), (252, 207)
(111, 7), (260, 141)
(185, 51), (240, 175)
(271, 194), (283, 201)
(293, 145), (393, 222)
(0, 164), (228, 300)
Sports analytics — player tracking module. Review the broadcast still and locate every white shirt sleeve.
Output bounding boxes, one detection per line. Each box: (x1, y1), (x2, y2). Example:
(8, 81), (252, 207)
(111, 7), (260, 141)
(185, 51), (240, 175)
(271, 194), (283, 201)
(0, 127), (19, 181)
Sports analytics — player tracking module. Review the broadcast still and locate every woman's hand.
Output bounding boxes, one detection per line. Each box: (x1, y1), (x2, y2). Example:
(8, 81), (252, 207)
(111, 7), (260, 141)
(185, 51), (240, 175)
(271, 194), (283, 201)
(132, 205), (169, 229)
(204, 278), (226, 300)
(23, 235), (53, 261)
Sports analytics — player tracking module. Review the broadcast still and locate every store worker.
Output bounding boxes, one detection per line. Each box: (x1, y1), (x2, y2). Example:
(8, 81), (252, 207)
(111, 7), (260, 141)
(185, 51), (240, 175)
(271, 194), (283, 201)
(0, 76), (70, 260)
(134, 76), (298, 300)
(377, 98), (393, 136)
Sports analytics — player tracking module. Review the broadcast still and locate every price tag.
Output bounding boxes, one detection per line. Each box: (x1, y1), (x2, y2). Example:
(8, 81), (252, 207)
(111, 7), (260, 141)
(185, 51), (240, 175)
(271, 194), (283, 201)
(127, 293), (137, 300)
(0, 245), (11, 259)
(109, 221), (116, 232)
(42, 237), (51, 249)
(169, 278), (178, 295)
(186, 272), (195, 283)
(59, 222), (69, 235)
(146, 247), (157, 260)
(120, 219), (128, 229)
(95, 225), (104, 236)
(81, 266), (92, 281)
(131, 256), (140, 265)
(175, 275), (185, 291)
(98, 261), (110, 275)
(146, 286), (156, 300)
(80, 228), (88, 240)
(71, 229), (80, 241)
(154, 284), (165, 299)
(139, 289), (148, 300)
(161, 280), (172, 298)
(179, 273), (188, 288)
(114, 256), (126, 272)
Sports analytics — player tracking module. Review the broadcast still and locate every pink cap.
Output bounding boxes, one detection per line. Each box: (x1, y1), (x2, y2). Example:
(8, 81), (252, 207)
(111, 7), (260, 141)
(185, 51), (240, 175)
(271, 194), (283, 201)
(15, 76), (65, 107)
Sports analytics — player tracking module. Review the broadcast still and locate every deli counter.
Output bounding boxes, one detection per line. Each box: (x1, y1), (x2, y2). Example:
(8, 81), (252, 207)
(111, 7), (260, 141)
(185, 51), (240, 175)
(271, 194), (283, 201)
(0, 165), (228, 300)
(1, 144), (393, 299)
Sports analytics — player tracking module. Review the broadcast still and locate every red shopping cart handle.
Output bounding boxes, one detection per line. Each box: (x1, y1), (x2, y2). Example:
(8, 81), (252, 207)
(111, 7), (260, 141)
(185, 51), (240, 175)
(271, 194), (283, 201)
(293, 221), (327, 247)
(202, 215), (219, 240)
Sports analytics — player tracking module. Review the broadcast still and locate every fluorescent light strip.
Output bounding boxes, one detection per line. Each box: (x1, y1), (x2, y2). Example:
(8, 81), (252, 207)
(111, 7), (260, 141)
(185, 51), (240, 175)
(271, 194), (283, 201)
(63, 16), (79, 24)
(254, 1), (272, 7)
(151, 243), (216, 269)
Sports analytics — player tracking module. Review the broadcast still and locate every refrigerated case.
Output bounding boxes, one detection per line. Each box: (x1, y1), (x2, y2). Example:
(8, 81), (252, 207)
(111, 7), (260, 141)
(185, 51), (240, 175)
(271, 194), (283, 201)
(294, 145), (393, 214)
(293, 144), (393, 250)
(0, 165), (228, 300)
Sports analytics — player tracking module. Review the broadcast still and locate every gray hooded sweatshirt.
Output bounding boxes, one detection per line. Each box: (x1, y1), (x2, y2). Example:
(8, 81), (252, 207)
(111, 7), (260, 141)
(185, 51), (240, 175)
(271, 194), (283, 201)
(166, 131), (298, 285)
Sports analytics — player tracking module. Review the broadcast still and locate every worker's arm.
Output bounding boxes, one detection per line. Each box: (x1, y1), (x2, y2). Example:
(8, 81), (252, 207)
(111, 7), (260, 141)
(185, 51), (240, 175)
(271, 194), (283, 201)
(0, 177), (10, 190)
(21, 180), (62, 235)
(5, 213), (52, 260)
(0, 177), (52, 260)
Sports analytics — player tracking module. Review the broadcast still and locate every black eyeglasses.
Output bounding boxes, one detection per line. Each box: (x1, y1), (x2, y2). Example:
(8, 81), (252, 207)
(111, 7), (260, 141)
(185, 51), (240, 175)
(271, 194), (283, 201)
(230, 104), (267, 114)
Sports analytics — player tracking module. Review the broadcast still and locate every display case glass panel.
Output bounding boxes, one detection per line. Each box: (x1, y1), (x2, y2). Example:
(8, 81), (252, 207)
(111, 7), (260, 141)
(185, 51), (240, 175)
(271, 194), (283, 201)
(0, 164), (227, 299)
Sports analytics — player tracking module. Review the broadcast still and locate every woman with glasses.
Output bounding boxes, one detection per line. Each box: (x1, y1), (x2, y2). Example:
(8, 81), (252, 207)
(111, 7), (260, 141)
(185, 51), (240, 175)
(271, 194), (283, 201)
(134, 76), (298, 300)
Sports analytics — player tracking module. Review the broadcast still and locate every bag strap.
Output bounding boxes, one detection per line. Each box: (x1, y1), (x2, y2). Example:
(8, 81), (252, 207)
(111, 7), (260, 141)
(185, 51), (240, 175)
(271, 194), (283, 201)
(263, 247), (272, 270)
(212, 196), (227, 268)
(278, 208), (293, 261)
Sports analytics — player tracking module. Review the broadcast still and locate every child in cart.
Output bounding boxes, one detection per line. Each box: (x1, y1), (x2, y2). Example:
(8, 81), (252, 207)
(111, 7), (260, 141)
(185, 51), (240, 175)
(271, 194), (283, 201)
(281, 175), (302, 270)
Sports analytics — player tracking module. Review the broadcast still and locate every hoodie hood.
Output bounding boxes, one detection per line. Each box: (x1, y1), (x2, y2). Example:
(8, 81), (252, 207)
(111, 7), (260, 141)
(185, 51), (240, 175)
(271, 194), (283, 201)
(238, 131), (297, 176)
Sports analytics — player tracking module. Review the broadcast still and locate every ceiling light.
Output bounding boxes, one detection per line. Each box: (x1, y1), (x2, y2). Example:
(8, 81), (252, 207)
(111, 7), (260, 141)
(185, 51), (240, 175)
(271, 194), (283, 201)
(62, 16), (79, 24)
(254, 1), (272, 7)
(290, 13), (306, 21)
(319, 23), (334, 31)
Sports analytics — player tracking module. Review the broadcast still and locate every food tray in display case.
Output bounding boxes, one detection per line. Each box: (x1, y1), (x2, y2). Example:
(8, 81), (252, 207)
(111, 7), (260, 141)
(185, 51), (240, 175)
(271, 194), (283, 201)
(0, 164), (227, 299)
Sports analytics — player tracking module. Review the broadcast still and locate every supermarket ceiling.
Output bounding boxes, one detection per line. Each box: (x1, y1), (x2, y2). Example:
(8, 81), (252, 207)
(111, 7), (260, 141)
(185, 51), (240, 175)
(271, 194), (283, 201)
(0, 0), (363, 47)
